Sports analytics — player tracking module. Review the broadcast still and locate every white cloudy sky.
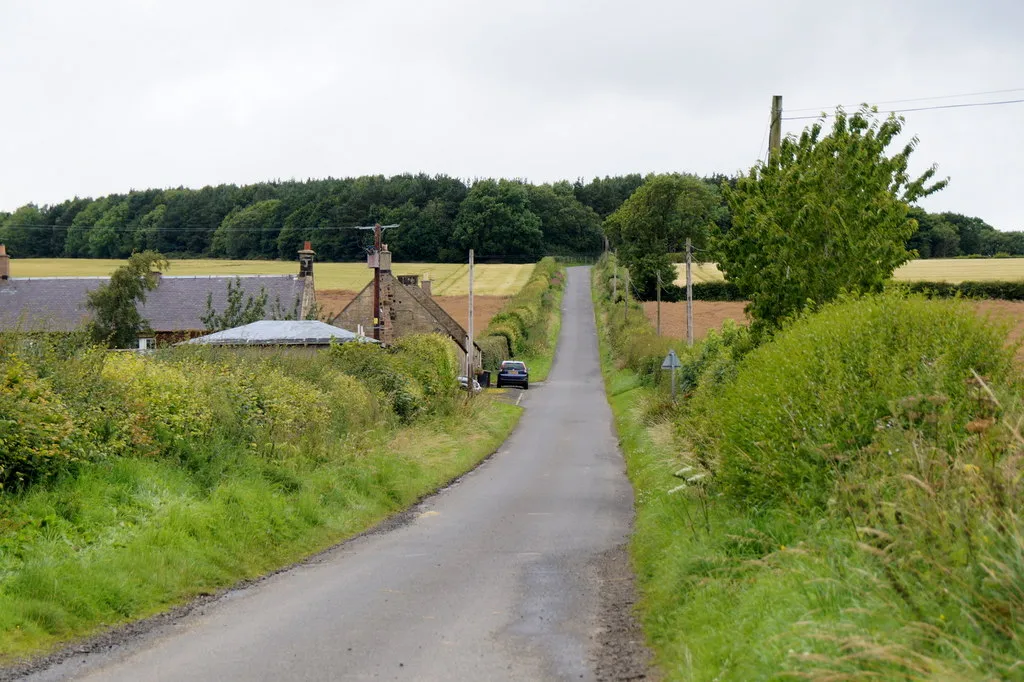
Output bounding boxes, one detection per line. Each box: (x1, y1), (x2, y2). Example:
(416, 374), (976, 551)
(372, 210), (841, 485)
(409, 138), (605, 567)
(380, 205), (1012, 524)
(1, 0), (1022, 228)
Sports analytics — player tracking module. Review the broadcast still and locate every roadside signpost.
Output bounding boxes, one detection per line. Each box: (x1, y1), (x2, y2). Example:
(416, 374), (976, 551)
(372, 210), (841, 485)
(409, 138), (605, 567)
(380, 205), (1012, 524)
(661, 349), (682, 401)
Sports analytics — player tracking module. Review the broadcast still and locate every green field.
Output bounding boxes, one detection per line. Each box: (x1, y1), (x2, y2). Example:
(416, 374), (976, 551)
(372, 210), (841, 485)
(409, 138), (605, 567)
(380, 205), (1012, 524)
(10, 259), (534, 296)
(676, 258), (1024, 285)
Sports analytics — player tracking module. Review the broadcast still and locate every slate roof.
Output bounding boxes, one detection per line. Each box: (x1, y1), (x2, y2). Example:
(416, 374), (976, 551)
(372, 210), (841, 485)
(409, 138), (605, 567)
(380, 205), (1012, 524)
(187, 320), (375, 346)
(0, 275), (305, 333)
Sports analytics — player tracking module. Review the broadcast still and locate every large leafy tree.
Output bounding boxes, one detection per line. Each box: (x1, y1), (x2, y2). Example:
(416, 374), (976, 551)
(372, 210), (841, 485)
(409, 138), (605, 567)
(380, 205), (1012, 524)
(0, 205), (47, 257)
(719, 107), (947, 331)
(210, 199), (283, 259)
(605, 173), (721, 298)
(527, 182), (604, 256)
(86, 251), (168, 348)
(451, 180), (544, 261)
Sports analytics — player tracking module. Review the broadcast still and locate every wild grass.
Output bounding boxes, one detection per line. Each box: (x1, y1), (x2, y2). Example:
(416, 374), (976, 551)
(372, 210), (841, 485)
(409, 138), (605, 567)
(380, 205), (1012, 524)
(10, 259), (534, 296)
(0, 397), (520, 662)
(593, 256), (1024, 681)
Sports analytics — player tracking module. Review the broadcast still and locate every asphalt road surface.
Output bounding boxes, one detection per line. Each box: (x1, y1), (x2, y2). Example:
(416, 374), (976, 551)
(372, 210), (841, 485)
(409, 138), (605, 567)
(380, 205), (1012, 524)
(26, 266), (640, 681)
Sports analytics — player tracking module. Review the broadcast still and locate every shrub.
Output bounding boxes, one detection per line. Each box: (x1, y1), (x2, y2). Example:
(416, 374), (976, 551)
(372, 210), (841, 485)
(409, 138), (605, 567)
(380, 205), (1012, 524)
(478, 335), (510, 370)
(390, 334), (458, 400)
(101, 353), (216, 455)
(0, 357), (80, 490)
(329, 340), (427, 422)
(690, 294), (1016, 509)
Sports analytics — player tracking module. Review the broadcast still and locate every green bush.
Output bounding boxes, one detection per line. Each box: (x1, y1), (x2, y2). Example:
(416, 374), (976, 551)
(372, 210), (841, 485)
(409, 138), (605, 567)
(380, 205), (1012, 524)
(690, 294), (1016, 509)
(0, 357), (81, 490)
(329, 341), (427, 422)
(478, 335), (510, 370)
(390, 334), (459, 401)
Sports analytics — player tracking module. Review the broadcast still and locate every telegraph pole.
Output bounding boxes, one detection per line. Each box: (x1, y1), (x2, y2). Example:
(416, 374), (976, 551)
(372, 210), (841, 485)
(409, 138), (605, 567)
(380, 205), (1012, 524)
(372, 223), (382, 341)
(466, 249), (475, 396)
(686, 237), (694, 347)
(348, 222), (398, 342)
(768, 95), (783, 158)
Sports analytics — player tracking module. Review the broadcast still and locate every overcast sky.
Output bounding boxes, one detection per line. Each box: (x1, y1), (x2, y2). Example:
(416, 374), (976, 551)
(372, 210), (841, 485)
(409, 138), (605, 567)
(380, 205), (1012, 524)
(1, 0), (1022, 229)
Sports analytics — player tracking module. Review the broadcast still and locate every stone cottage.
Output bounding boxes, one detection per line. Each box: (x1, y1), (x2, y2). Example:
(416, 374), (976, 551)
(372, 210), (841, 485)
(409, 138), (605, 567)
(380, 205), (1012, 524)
(333, 245), (482, 371)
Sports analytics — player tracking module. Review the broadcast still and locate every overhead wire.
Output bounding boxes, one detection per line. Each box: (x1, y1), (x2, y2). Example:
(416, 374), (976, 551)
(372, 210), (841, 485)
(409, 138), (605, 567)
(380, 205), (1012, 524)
(785, 87), (1024, 113)
(782, 97), (1024, 121)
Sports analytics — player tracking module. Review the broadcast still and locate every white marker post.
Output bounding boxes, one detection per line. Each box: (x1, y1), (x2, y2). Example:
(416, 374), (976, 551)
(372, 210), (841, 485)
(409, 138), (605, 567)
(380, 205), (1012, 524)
(661, 349), (682, 401)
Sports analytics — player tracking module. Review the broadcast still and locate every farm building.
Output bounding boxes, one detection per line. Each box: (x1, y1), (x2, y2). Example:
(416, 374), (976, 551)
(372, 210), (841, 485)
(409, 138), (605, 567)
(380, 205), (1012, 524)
(334, 245), (482, 370)
(0, 242), (317, 343)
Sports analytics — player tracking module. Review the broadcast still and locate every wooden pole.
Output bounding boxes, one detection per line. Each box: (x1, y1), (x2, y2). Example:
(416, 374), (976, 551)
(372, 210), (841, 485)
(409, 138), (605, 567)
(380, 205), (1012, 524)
(656, 272), (661, 336)
(686, 237), (694, 347)
(768, 95), (783, 158)
(612, 262), (618, 301)
(467, 248), (475, 395)
(372, 223), (381, 341)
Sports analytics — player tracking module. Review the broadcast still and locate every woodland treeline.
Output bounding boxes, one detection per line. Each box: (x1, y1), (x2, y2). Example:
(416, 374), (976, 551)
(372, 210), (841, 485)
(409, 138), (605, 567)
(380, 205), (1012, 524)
(0, 175), (645, 262)
(0, 173), (1017, 262)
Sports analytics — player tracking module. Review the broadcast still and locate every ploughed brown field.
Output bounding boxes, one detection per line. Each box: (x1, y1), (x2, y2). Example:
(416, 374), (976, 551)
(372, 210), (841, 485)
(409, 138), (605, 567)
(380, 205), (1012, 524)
(641, 301), (750, 341)
(317, 290), (511, 333)
(644, 299), (1024, 362)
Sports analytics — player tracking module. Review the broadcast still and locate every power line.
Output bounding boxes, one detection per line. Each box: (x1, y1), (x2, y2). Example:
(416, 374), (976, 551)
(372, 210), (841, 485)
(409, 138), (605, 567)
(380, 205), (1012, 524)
(786, 87), (1024, 113)
(781, 97), (1024, 121)
(0, 224), (402, 232)
(755, 123), (771, 164)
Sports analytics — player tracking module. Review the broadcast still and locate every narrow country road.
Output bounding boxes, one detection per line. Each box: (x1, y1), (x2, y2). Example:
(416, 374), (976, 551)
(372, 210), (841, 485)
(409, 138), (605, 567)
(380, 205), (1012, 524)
(27, 266), (642, 681)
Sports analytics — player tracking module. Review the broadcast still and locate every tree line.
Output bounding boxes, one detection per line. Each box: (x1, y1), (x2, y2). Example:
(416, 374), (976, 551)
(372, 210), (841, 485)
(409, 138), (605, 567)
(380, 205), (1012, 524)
(0, 174), (644, 262)
(0, 171), (1014, 265)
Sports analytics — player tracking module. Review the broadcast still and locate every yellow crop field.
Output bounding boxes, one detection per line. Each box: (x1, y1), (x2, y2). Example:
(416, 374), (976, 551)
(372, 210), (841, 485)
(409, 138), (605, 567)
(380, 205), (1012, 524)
(675, 258), (1024, 286)
(10, 259), (535, 296)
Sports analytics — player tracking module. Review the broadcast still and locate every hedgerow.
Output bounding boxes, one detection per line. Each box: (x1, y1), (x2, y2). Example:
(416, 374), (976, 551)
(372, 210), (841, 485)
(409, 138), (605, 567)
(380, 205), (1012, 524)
(0, 332), (461, 491)
(478, 257), (565, 369)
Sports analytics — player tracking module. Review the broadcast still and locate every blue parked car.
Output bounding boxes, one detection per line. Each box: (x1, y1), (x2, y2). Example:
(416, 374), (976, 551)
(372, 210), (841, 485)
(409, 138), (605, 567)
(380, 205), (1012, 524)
(496, 360), (529, 390)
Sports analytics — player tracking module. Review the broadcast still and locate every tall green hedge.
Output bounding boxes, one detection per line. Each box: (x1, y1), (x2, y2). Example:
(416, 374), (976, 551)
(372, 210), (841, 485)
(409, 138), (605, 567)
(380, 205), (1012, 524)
(478, 257), (565, 369)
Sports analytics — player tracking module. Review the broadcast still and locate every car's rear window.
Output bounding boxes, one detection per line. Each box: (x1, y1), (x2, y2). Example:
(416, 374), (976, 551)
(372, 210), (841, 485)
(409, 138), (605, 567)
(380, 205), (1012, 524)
(502, 362), (526, 371)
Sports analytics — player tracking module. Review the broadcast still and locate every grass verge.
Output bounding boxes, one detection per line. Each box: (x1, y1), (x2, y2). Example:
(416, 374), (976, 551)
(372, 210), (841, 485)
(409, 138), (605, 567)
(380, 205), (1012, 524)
(0, 398), (521, 664)
(594, 261), (1024, 680)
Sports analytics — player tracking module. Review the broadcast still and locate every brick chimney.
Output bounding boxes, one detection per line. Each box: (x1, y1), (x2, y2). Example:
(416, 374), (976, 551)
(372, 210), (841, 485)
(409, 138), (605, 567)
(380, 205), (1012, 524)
(421, 273), (432, 297)
(297, 241), (316, 319)
(298, 241), (315, 278)
(0, 244), (9, 280)
(379, 244), (392, 272)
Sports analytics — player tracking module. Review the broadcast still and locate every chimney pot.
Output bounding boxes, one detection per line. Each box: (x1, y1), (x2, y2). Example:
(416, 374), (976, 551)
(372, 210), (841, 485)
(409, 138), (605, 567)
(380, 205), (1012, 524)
(298, 241), (315, 278)
(0, 243), (8, 280)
